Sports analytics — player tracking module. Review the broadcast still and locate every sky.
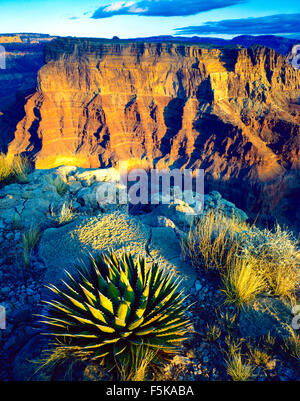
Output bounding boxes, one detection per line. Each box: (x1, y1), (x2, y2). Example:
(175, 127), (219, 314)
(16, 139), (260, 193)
(0, 0), (299, 39)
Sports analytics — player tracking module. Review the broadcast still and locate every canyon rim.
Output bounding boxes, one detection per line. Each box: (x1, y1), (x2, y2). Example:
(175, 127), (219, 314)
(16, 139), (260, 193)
(2, 38), (300, 228)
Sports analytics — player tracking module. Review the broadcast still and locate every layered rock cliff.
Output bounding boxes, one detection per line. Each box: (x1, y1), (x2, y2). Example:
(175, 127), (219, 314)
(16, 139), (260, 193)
(5, 38), (300, 226)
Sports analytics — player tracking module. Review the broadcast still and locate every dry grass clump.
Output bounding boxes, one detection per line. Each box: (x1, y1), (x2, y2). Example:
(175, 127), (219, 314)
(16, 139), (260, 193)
(182, 210), (249, 271)
(47, 175), (69, 196)
(217, 310), (237, 332)
(205, 324), (222, 342)
(22, 226), (41, 267)
(0, 153), (31, 186)
(224, 336), (253, 381)
(241, 225), (300, 299)
(37, 342), (86, 381)
(117, 346), (159, 381)
(282, 326), (300, 362)
(182, 210), (299, 302)
(226, 352), (254, 381)
(248, 347), (271, 368)
(262, 332), (276, 354)
(50, 203), (76, 226)
(221, 259), (266, 308)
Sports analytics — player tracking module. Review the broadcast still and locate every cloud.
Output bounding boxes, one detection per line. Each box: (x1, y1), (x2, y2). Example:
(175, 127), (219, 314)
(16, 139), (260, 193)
(91, 0), (245, 18)
(175, 13), (300, 35)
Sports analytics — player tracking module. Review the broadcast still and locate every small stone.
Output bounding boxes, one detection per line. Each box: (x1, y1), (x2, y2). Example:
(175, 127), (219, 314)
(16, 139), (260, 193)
(20, 294), (27, 303)
(68, 182), (82, 193)
(15, 232), (21, 241)
(27, 288), (34, 296)
(32, 294), (40, 303)
(1, 286), (10, 295)
(195, 280), (202, 292)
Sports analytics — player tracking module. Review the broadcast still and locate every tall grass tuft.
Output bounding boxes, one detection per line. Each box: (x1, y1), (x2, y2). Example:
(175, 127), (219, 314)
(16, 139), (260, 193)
(50, 203), (76, 226)
(221, 259), (266, 308)
(282, 326), (300, 361)
(182, 210), (249, 271)
(226, 352), (253, 381)
(47, 175), (69, 196)
(248, 347), (271, 367)
(241, 225), (300, 299)
(0, 153), (31, 186)
(117, 345), (158, 381)
(22, 226), (41, 267)
(182, 210), (299, 301)
(205, 324), (222, 342)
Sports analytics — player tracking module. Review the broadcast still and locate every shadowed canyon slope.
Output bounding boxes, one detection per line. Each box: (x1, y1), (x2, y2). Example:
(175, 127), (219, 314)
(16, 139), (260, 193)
(5, 38), (300, 226)
(0, 35), (56, 112)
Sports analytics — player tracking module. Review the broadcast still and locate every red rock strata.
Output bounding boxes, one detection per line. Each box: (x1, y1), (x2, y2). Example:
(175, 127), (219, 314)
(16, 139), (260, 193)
(6, 39), (300, 226)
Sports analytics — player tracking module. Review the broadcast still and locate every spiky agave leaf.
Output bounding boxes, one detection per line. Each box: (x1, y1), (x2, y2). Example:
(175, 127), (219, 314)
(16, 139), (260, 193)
(40, 251), (191, 373)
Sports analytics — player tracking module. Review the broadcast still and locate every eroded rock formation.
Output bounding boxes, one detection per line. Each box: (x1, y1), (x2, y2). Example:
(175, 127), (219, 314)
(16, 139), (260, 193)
(5, 38), (300, 226)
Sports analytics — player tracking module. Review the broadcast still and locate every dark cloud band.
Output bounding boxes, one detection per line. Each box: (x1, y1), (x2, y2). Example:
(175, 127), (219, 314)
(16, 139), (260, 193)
(175, 13), (300, 35)
(91, 0), (245, 19)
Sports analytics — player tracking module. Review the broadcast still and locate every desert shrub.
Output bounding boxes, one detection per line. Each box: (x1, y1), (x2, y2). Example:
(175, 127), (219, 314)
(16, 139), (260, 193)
(282, 326), (300, 361)
(226, 352), (253, 381)
(225, 335), (244, 357)
(117, 345), (158, 381)
(217, 310), (237, 332)
(11, 213), (23, 230)
(22, 226), (41, 267)
(241, 225), (300, 299)
(221, 259), (266, 308)
(181, 210), (249, 271)
(12, 154), (31, 183)
(224, 336), (253, 380)
(47, 175), (68, 195)
(51, 203), (76, 226)
(40, 251), (191, 379)
(205, 324), (221, 342)
(0, 153), (31, 186)
(259, 332), (276, 355)
(182, 210), (299, 300)
(248, 347), (271, 367)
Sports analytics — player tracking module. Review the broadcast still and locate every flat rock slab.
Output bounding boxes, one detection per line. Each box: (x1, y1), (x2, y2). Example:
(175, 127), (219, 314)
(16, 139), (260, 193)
(39, 210), (149, 284)
(39, 210), (196, 291)
(239, 296), (293, 338)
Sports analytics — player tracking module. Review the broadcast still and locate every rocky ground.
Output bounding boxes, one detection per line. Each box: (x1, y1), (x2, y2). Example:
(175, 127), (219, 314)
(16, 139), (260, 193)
(0, 166), (299, 380)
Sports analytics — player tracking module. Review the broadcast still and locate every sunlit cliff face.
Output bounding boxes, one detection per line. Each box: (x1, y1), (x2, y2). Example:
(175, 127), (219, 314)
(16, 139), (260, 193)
(5, 38), (300, 225)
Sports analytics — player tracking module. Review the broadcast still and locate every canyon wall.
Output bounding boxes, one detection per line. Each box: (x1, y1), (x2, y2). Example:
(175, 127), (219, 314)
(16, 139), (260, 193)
(5, 38), (300, 226)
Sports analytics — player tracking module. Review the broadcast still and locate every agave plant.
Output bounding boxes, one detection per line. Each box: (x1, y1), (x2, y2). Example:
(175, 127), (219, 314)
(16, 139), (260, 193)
(40, 251), (191, 373)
